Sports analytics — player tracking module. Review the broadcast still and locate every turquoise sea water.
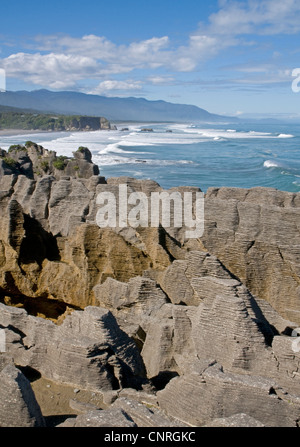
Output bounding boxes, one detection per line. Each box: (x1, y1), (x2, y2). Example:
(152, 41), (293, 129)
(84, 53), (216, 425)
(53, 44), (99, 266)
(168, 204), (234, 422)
(1, 121), (300, 192)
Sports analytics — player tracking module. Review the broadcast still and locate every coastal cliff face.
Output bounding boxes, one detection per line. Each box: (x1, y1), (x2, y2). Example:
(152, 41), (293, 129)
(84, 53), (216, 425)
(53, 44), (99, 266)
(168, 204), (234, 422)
(201, 187), (300, 323)
(0, 142), (100, 180)
(1, 143), (300, 427)
(0, 112), (115, 132)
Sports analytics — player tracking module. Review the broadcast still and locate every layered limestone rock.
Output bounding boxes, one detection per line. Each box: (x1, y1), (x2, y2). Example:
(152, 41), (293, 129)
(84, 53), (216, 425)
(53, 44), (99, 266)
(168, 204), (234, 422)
(140, 249), (273, 379)
(0, 360), (45, 427)
(141, 303), (196, 378)
(59, 397), (186, 427)
(0, 143), (100, 180)
(159, 250), (237, 306)
(0, 303), (146, 392)
(1, 142), (300, 427)
(157, 360), (300, 427)
(140, 250), (300, 401)
(204, 413), (265, 427)
(59, 408), (137, 427)
(191, 282), (275, 376)
(93, 276), (169, 337)
(0, 166), (192, 311)
(201, 187), (300, 323)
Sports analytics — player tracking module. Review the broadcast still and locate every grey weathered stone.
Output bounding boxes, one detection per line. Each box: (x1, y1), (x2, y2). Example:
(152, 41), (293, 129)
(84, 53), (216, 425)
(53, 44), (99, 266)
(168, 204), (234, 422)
(271, 335), (300, 395)
(111, 397), (187, 427)
(160, 250), (234, 306)
(204, 413), (265, 427)
(0, 362), (45, 427)
(0, 303), (145, 392)
(1, 159), (300, 427)
(157, 361), (300, 427)
(141, 303), (197, 378)
(117, 388), (158, 407)
(58, 408), (137, 427)
(0, 144), (100, 181)
(142, 278), (300, 398)
(202, 187), (300, 323)
(192, 282), (275, 376)
(93, 276), (168, 335)
(69, 399), (100, 414)
(48, 177), (93, 236)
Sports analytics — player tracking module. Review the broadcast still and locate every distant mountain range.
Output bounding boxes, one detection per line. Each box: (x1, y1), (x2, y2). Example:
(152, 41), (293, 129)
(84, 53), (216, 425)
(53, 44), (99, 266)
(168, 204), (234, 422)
(0, 89), (238, 123)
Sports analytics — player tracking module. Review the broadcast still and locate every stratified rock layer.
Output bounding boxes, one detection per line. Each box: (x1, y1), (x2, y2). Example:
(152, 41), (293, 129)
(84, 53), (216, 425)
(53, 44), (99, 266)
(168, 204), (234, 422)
(1, 143), (300, 427)
(0, 303), (145, 392)
(201, 187), (300, 323)
(0, 360), (45, 427)
(157, 361), (300, 427)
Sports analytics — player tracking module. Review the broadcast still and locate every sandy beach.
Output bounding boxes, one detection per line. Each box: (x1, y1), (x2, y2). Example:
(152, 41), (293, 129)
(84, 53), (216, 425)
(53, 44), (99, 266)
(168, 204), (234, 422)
(0, 129), (51, 137)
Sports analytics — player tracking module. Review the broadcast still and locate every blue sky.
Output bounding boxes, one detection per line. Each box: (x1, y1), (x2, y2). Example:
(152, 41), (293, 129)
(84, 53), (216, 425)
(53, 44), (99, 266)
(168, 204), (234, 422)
(1, 0), (300, 119)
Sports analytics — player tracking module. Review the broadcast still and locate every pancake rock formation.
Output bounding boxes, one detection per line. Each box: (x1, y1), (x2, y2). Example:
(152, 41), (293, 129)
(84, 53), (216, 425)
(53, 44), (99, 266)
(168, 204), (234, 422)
(0, 142), (300, 427)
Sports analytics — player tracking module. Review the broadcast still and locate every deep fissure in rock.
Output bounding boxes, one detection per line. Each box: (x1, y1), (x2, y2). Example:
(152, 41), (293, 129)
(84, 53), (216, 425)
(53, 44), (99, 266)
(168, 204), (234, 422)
(0, 292), (81, 321)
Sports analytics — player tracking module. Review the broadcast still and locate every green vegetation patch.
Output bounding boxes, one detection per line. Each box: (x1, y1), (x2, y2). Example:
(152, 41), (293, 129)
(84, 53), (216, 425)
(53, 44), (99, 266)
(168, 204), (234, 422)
(53, 155), (68, 170)
(0, 112), (103, 132)
(8, 144), (26, 152)
(25, 141), (37, 148)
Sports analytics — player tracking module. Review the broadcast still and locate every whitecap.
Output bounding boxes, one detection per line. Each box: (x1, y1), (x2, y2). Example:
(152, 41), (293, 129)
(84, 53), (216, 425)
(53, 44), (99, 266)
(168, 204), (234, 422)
(264, 160), (280, 168)
(94, 152), (194, 167)
(277, 133), (294, 138)
(98, 143), (135, 154)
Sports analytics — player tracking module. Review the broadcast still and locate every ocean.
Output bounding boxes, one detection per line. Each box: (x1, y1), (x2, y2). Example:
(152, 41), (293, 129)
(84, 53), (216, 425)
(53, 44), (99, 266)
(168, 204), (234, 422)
(0, 121), (300, 193)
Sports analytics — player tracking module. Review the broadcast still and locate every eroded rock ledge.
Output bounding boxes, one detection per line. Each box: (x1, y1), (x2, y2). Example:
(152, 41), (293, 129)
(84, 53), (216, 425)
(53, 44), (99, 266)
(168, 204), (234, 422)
(1, 143), (300, 427)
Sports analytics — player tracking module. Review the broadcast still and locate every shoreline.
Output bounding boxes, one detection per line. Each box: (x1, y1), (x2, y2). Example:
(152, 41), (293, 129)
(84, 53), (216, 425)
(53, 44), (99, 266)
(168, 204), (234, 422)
(0, 129), (52, 137)
(0, 127), (120, 137)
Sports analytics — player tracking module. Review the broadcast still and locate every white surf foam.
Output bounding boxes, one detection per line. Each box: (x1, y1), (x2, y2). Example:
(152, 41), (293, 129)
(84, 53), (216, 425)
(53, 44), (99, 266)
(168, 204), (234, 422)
(98, 142), (142, 155)
(178, 126), (285, 140)
(264, 160), (280, 168)
(277, 133), (294, 138)
(94, 153), (195, 167)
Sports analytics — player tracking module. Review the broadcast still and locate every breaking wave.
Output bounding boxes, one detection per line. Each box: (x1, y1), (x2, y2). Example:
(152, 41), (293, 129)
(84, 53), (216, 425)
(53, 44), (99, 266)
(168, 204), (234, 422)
(264, 160), (281, 168)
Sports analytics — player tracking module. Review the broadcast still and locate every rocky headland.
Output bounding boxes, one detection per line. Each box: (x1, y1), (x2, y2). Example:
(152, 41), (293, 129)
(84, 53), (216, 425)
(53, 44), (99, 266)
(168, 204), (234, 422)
(0, 111), (115, 132)
(1, 143), (300, 427)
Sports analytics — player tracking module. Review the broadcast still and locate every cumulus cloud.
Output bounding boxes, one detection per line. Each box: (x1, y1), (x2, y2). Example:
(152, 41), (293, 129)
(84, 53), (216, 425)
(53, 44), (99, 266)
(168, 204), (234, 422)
(89, 79), (143, 95)
(0, 0), (299, 93)
(33, 34), (170, 69)
(2, 52), (100, 89)
(34, 34), (117, 59)
(205, 0), (300, 35)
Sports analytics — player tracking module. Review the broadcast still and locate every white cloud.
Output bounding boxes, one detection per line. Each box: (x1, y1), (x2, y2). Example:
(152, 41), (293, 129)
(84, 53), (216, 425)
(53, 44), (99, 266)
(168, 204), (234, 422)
(1, 0), (299, 93)
(34, 34), (170, 69)
(235, 68), (293, 85)
(224, 62), (294, 85)
(90, 79), (143, 95)
(1, 52), (100, 88)
(34, 34), (116, 59)
(30, 31), (233, 74)
(206, 0), (300, 35)
(147, 76), (175, 85)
